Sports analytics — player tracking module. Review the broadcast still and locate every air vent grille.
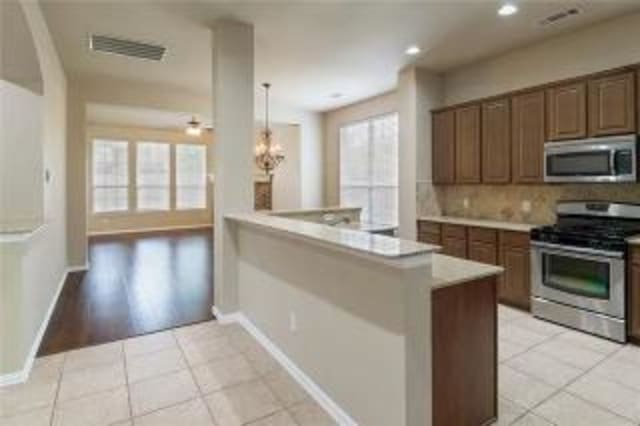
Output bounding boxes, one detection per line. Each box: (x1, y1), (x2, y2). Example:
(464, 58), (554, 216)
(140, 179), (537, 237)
(538, 7), (582, 27)
(89, 34), (166, 61)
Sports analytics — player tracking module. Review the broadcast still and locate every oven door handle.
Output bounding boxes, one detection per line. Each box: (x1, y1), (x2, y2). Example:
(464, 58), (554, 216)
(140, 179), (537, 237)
(530, 241), (625, 259)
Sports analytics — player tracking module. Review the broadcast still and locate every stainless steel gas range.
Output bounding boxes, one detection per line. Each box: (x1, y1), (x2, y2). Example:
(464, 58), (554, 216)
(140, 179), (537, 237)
(530, 201), (640, 342)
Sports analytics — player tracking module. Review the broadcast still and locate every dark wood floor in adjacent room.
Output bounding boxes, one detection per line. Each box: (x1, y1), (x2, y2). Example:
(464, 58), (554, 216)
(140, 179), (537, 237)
(38, 227), (214, 356)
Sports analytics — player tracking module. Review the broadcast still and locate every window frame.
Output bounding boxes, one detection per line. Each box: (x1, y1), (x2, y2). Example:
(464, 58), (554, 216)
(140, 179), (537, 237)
(135, 141), (172, 212)
(175, 143), (208, 211)
(91, 138), (130, 215)
(339, 112), (399, 226)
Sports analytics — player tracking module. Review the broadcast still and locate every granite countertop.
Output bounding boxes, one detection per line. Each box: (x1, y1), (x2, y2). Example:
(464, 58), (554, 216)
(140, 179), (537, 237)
(225, 212), (437, 263)
(430, 254), (503, 290)
(418, 215), (539, 233)
(333, 222), (396, 233)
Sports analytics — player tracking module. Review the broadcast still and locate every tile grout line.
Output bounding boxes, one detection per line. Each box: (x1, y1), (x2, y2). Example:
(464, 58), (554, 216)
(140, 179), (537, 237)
(121, 340), (134, 423)
(510, 334), (629, 425)
(49, 352), (67, 426)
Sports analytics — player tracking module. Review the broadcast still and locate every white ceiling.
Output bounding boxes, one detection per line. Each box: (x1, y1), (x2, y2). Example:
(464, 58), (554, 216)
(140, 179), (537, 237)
(86, 103), (199, 130)
(42, 0), (640, 112)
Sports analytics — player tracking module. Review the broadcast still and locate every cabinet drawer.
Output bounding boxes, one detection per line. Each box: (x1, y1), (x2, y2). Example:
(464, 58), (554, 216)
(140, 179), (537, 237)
(418, 221), (441, 235)
(443, 224), (467, 240)
(442, 237), (468, 259)
(419, 232), (441, 246)
(468, 241), (498, 265)
(500, 231), (530, 249)
(632, 246), (640, 266)
(469, 227), (498, 244)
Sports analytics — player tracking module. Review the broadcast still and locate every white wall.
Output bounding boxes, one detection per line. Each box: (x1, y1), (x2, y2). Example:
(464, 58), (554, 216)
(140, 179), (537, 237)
(0, 81), (44, 232)
(1, 0), (68, 378)
(444, 11), (640, 105)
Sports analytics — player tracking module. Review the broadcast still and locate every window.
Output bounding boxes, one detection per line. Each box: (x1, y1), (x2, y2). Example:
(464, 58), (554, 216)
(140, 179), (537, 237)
(340, 113), (398, 225)
(176, 144), (207, 209)
(92, 139), (129, 213)
(136, 142), (170, 210)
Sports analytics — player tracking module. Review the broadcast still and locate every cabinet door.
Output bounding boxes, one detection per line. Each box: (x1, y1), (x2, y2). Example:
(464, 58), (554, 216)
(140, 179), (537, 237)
(512, 91), (545, 183)
(482, 99), (511, 183)
(443, 237), (468, 259)
(500, 247), (531, 310)
(547, 82), (587, 141)
(432, 110), (456, 184)
(631, 264), (640, 342)
(455, 105), (481, 183)
(468, 241), (498, 265)
(589, 72), (636, 137)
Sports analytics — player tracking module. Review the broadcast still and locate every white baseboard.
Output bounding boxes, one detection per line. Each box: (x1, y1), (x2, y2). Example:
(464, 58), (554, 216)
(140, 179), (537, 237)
(89, 224), (213, 237)
(220, 311), (357, 426)
(211, 305), (242, 325)
(0, 266), (69, 387)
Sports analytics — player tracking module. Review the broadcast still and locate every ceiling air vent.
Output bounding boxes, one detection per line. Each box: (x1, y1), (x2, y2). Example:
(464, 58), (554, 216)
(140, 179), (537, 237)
(538, 6), (582, 27)
(89, 34), (166, 61)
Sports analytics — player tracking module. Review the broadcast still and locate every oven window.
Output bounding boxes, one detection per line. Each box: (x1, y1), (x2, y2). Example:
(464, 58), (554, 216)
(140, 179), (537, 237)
(542, 253), (610, 299)
(547, 151), (611, 176)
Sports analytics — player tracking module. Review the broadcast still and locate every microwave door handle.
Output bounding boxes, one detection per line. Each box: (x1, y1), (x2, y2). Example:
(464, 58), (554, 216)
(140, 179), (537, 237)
(610, 150), (616, 174)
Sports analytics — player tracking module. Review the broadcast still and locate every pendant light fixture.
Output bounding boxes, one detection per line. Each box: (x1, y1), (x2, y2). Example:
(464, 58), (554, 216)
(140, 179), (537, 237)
(255, 83), (284, 176)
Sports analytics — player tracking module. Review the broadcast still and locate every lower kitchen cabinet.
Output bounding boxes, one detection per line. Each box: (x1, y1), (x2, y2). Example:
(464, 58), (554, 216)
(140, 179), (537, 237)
(498, 232), (531, 311)
(418, 220), (531, 311)
(630, 247), (640, 343)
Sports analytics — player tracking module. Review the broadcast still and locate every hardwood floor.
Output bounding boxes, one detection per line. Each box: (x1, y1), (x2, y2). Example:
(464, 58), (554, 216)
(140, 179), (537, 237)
(38, 227), (214, 356)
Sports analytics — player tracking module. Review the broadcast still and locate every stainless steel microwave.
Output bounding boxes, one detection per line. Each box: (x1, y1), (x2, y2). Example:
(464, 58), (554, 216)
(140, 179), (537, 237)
(544, 135), (637, 183)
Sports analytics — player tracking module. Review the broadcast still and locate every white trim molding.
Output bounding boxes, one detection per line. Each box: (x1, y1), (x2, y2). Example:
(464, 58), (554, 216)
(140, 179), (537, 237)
(218, 310), (357, 426)
(88, 224), (213, 237)
(0, 267), (69, 387)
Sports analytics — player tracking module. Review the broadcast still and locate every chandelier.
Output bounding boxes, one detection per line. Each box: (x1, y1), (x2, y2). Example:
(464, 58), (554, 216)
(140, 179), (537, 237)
(255, 83), (284, 175)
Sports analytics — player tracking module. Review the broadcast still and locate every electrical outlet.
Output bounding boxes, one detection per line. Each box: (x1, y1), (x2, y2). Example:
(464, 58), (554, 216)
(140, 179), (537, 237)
(521, 200), (532, 214)
(289, 312), (297, 333)
(463, 197), (470, 209)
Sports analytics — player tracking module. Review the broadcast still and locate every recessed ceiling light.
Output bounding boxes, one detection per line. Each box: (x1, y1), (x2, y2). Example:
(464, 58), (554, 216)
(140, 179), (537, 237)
(405, 45), (421, 56)
(498, 3), (518, 16)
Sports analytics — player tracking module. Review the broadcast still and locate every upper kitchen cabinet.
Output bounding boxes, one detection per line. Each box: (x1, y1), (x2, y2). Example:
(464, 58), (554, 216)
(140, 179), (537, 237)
(432, 110), (456, 184)
(588, 71), (636, 137)
(482, 98), (511, 184)
(455, 105), (481, 184)
(512, 91), (545, 184)
(547, 81), (587, 141)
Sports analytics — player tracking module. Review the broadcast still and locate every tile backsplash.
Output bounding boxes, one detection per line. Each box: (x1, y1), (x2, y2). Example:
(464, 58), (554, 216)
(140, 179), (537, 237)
(427, 184), (640, 225)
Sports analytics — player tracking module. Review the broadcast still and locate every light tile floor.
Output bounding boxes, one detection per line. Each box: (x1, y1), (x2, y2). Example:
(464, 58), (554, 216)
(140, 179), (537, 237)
(0, 322), (336, 426)
(1, 307), (639, 425)
(497, 305), (640, 426)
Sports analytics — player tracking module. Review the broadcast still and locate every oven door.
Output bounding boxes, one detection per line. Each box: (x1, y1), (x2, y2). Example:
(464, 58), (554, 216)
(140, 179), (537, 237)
(531, 241), (625, 319)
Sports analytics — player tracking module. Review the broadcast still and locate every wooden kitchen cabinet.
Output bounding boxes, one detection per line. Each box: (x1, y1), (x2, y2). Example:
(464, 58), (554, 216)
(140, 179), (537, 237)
(498, 231), (531, 310)
(455, 105), (481, 184)
(512, 91), (546, 184)
(432, 110), (456, 184)
(547, 81), (587, 141)
(588, 71), (636, 137)
(418, 221), (442, 245)
(482, 99), (511, 183)
(442, 224), (468, 258)
(468, 227), (498, 265)
(630, 247), (640, 343)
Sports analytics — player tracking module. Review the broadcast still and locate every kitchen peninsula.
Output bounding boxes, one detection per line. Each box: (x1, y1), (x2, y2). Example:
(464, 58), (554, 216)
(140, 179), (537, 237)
(216, 210), (502, 426)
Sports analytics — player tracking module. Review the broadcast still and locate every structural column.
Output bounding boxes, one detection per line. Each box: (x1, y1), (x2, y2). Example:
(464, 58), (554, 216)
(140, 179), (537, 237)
(212, 21), (254, 315)
(397, 67), (443, 240)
